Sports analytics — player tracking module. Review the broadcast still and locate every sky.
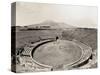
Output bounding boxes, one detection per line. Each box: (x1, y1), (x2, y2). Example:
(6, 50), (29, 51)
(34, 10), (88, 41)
(15, 2), (98, 28)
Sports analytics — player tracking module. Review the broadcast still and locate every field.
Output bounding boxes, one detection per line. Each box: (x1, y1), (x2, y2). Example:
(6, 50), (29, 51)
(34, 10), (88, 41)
(16, 28), (97, 51)
(16, 29), (61, 48)
(11, 27), (97, 72)
(33, 40), (82, 67)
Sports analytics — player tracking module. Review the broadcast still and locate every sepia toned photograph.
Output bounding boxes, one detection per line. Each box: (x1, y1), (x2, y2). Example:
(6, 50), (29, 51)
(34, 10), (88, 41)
(11, 2), (98, 73)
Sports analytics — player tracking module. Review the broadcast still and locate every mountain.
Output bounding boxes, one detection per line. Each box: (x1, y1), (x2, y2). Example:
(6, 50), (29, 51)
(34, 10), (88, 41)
(27, 20), (76, 29)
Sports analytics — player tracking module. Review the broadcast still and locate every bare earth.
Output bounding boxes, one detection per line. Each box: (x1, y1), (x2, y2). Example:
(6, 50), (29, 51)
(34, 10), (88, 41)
(33, 40), (82, 67)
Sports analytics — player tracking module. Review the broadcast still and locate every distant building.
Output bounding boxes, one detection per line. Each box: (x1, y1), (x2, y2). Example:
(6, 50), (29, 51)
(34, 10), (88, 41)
(27, 25), (50, 30)
(40, 26), (50, 29)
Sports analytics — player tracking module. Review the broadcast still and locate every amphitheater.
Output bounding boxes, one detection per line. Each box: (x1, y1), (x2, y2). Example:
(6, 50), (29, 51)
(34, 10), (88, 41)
(15, 28), (97, 72)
